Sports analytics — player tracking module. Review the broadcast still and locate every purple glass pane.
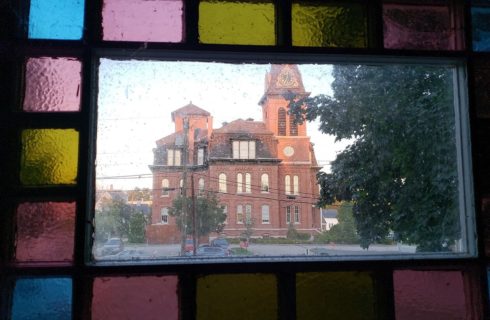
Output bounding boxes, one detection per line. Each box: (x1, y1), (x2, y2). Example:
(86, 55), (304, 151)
(394, 270), (466, 320)
(383, 4), (464, 50)
(102, 0), (183, 42)
(15, 202), (75, 263)
(92, 276), (178, 320)
(23, 57), (82, 112)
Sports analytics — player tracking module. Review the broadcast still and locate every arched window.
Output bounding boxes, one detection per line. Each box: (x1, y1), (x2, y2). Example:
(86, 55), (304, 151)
(285, 175), (291, 194)
(237, 173), (243, 193)
(161, 207), (169, 224)
(198, 178), (205, 196)
(218, 173), (227, 193)
(278, 107), (286, 136)
(179, 179), (183, 195)
(261, 173), (269, 192)
(262, 205), (270, 224)
(290, 115), (298, 136)
(161, 179), (169, 196)
(293, 175), (299, 195)
(245, 173), (251, 193)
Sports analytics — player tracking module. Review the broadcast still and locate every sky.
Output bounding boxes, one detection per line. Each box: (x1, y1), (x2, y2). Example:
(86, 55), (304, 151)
(96, 60), (351, 191)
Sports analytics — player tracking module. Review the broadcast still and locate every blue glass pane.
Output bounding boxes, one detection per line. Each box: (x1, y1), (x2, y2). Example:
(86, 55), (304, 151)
(472, 7), (490, 51)
(28, 0), (84, 40)
(12, 278), (72, 320)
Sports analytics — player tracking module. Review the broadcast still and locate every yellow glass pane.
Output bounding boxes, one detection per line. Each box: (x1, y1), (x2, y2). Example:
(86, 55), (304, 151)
(296, 272), (376, 320)
(292, 3), (367, 48)
(197, 274), (277, 320)
(21, 129), (79, 185)
(199, 1), (275, 45)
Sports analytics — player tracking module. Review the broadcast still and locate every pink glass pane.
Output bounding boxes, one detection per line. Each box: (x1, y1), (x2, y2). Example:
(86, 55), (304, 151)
(15, 202), (76, 263)
(23, 57), (82, 112)
(92, 276), (178, 320)
(393, 270), (466, 320)
(383, 4), (464, 50)
(102, 0), (183, 42)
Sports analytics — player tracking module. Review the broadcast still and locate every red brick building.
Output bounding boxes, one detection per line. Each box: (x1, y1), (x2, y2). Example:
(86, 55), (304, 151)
(147, 65), (321, 243)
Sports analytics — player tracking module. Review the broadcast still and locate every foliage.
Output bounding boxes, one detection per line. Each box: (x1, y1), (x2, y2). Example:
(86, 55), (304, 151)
(127, 187), (151, 202)
(128, 212), (147, 243)
(288, 64), (460, 251)
(169, 194), (226, 237)
(230, 247), (253, 255)
(286, 223), (311, 241)
(316, 203), (359, 244)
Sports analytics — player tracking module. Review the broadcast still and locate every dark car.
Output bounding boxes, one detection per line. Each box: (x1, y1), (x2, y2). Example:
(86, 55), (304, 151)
(196, 246), (229, 257)
(210, 238), (229, 249)
(101, 238), (124, 256)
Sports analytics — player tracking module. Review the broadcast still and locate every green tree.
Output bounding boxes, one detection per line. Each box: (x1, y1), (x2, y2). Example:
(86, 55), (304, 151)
(288, 64), (460, 251)
(169, 194), (226, 237)
(318, 203), (359, 244)
(128, 212), (147, 243)
(95, 199), (131, 241)
(127, 187), (152, 202)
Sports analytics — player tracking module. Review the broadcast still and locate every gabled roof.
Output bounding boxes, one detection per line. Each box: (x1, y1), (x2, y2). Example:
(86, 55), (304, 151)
(171, 103), (210, 121)
(213, 119), (273, 135)
(156, 131), (183, 146)
(322, 209), (338, 219)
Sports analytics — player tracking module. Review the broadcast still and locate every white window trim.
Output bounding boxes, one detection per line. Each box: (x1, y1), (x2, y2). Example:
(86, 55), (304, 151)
(219, 173), (227, 193)
(261, 205), (270, 224)
(261, 173), (269, 193)
(161, 207), (169, 225)
(161, 178), (169, 197)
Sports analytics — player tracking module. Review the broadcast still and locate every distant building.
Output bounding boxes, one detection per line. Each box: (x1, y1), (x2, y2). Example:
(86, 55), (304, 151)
(147, 65), (322, 243)
(321, 208), (339, 231)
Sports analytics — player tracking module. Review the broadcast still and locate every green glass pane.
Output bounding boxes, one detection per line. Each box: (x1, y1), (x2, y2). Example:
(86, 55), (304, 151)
(292, 3), (367, 48)
(197, 274), (277, 320)
(296, 272), (376, 320)
(199, 1), (275, 45)
(21, 129), (79, 185)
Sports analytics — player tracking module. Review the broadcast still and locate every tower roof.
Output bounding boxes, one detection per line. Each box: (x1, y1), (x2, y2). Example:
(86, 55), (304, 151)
(213, 119), (273, 135)
(171, 103), (211, 121)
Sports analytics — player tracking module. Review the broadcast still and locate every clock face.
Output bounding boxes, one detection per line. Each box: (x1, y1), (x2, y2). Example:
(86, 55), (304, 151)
(283, 146), (295, 157)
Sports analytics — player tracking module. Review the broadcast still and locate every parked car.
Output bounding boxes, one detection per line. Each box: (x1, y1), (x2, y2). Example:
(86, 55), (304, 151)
(196, 246), (229, 257)
(101, 238), (124, 256)
(103, 249), (153, 261)
(184, 239), (195, 254)
(210, 238), (229, 250)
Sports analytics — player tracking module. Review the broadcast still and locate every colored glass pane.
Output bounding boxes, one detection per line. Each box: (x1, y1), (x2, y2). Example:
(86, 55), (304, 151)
(102, 0), (183, 42)
(472, 7), (490, 51)
(296, 272), (375, 319)
(92, 276), (178, 320)
(15, 202), (75, 263)
(199, 1), (275, 45)
(292, 3), (367, 48)
(393, 270), (466, 319)
(383, 4), (464, 50)
(197, 274), (277, 320)
(11, 278), (72, 320)
(28, 0), (84, 40)
(23, 57), (81, 112)
(20, 129), (79, 185)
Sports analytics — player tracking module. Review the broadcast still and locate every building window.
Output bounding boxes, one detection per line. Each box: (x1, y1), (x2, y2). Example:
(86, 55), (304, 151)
(236, 205), (243, 224)
(245, 204), (252, 224)
(278, 107), (286, 136)
(197, 147), (204, 165)
(218, 173), (227, 193)
(285, 175), (291, 194)
(222, 205), (228, 224)
(294, 206), (300, 224)
(167, 148), (182, 166)
(161, 179), (169, 196)
(161, 208), (169, 224)
(286, 206), (291, 224)
(232, 140), (256, 159)
(262, 205), (270, 224)
(261, 173), (269, 192)
(198, 178), (205, 196)
(245, 173), (251, 193)
(179, 179), (183, 195)
(237, 173), (243, 193)
(293, 175), (299, 195)
(290, 115), (298, 136)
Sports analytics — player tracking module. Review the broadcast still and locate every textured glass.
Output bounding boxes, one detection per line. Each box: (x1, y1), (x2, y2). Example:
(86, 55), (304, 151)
(20, 129), (79, 185)
(102, 0), (183, 42)
(92, 276), (178, 320)
(394, 270), (466, 319)
(199, 1), (275, 45)
(296, 272), (375, 319)
(472, 7), (490, 51)
(383, 4), (464, 50)
(12, 278), (72, 320)
(473, 59), (490, 119)
(292, 3), (367, 48)
(15, 202), (75, 263)
(23, 57), (82, 112)
(197, 274), (277, 320)
(28, 0), (84, 40)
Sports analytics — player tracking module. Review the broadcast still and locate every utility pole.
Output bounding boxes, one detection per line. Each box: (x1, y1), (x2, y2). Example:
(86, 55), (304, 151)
(180, 118), (189, 255)
(191, 173), (197, 256)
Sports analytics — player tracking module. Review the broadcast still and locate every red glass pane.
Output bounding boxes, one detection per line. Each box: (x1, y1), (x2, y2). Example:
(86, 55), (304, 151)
(393, 270), (466, 319)
(15, 202), (76, 263)
(23, 57), (82, 112)
(92, 276), (178, 320)
(383, 4), (464, 50)
(102, 0), (183, 42)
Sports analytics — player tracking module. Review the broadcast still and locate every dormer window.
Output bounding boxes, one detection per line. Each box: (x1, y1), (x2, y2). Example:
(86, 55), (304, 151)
(167, 148), (182, 166)
(232, 140), (256, 159)
(197, 147), (205, 165)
